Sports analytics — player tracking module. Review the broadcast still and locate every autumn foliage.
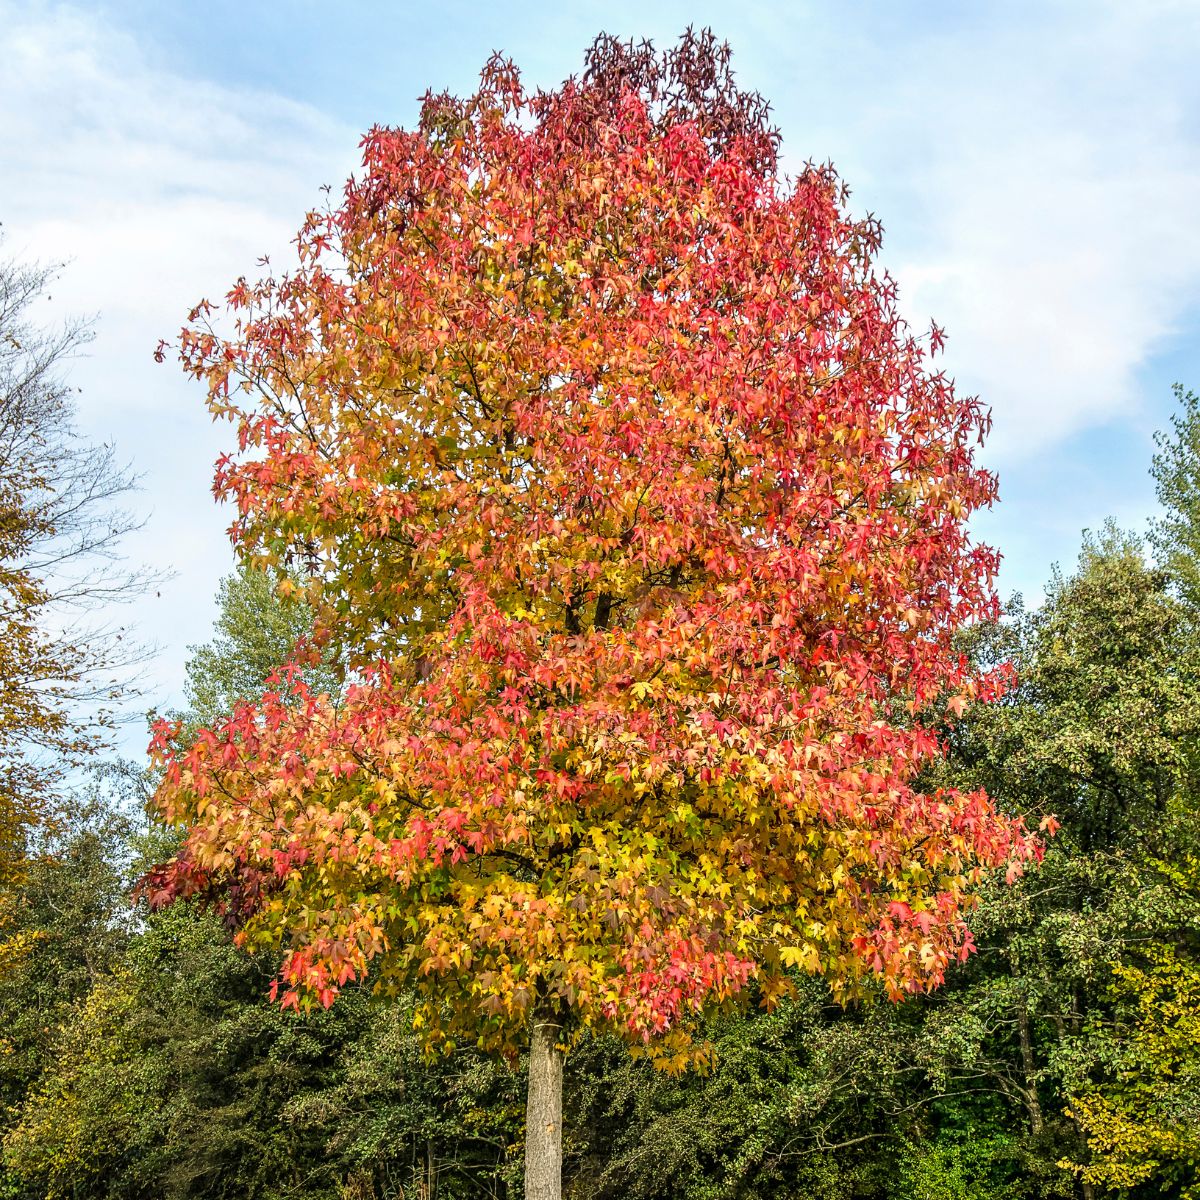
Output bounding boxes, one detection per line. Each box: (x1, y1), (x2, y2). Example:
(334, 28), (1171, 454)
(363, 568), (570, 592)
(1, 249), (143, 886)
(148, 33), (1040, 1062)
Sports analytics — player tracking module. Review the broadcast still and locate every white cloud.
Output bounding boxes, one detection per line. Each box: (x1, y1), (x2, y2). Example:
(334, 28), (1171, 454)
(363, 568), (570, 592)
(1, 1), (360, 741)
(767, 0), (1200, 462)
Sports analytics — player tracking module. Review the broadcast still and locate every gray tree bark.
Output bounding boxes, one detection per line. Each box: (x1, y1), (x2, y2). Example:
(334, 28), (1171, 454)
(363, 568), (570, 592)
(1016, 999), (1044, 1136)
(524, 1004), (564, 1200)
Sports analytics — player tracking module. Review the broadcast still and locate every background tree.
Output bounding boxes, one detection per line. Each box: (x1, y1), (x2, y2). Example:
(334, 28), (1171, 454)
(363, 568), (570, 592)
(0, 782), (136, 1126)
(1065, 888), (1200, 1197)
(1047, 390), (1200, 1198)
(0, 240), (148, 885)
(183, 563), (340, 732)
(898, 528), (1200, 1197)
(1151, 384), (1200, 610)
(149, 32), (1037, 1200)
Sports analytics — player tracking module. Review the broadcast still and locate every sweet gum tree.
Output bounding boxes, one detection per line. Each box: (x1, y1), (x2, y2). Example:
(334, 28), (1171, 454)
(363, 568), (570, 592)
(147, 32), (1040, 1199)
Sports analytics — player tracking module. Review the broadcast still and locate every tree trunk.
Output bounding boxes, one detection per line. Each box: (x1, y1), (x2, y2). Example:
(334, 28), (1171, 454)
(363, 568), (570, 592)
(425, 1137), (438, 1200)
(525, 1003), (563, 1200)
(1016, 1000), (1044, 1136)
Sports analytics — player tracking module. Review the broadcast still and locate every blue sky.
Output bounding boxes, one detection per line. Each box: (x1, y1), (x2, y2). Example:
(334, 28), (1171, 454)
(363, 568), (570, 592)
(3, 0), (1199, 749)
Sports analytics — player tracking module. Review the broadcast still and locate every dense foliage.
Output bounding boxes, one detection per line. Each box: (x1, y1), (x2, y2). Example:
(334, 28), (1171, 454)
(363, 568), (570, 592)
(149, 34), (1036, 1074)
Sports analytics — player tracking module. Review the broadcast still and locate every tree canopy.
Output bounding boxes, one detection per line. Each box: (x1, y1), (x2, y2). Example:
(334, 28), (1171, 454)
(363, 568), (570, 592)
(149, 33), (1037, 1061)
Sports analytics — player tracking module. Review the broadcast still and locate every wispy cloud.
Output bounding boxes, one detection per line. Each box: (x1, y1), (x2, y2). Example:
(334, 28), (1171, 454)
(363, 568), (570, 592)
(2, 1), (357, 386)
(763, 0), (1200, 461)
(1, 1), (358, 727)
